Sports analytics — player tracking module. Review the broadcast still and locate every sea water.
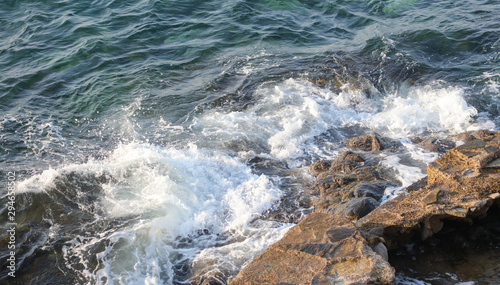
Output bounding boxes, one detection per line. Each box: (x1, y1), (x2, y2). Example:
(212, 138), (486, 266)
(1, 0), (499, 284)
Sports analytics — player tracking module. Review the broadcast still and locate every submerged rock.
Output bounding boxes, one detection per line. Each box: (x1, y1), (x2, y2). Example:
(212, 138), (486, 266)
(229, 131), (500, 285)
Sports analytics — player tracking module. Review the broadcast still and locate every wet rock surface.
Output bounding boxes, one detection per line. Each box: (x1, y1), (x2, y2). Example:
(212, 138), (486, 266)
(312, 149), (396, 221)
(229, 131), (500, 285)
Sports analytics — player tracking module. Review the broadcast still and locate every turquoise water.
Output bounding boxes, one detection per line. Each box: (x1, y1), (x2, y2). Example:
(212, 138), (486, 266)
(1, 0), (499, 284)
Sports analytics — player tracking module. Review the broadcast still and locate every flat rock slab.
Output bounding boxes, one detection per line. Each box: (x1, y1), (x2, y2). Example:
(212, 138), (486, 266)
(230, 213), (395, 285)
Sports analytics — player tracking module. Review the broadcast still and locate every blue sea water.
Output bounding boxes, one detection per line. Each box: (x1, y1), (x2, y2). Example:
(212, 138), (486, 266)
(1, 0), (499, 284)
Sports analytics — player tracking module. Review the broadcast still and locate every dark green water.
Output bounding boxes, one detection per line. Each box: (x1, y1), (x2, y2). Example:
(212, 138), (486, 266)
(1, 0), (499, 284)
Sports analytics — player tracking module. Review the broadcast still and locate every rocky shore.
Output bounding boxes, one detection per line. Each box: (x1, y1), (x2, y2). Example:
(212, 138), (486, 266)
(228, 130), (500, 285)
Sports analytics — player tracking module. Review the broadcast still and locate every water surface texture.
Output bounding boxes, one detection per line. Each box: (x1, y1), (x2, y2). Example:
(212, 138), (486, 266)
(1, 0), (499, 284)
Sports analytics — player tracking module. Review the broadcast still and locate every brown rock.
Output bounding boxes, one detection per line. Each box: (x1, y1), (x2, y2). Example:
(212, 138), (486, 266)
(444, 207), (468, 218)
(310, 160), (331, 177)
(330, 161), (358, 174)
(418, 138), (455, 153)
(428, 216), (444, 233)
(354, 183), (386, 201)
(346, 133), (383, 151)
(355, 166), (382, 182)
(318, 232), (395, 285)
(229, 243), (327, 285)
(314, 166), (388, 219)
(405, 177), (428, 192)
(419, 138), (440, 152)
(485, 158), (500, 168)
(314, 172), (337, 195)
(329, 151), (365, 174)
(489, 193), (500, 200)
(346, 135), (373, 151)
(427, 135), (500, 185)
(457, 139), (487, 149)
(331, 173), (357, 187)
(489, 173), (500, 179)
(230, 213), (395, 285)
(335, 151), (365, 163)
(372, 242), (389, 261)
(409, 136), (423, 144)
(421, 189), (442, 205)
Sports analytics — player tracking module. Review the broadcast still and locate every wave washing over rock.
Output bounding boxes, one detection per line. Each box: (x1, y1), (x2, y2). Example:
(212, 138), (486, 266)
(2, 1), (500, 284)
(230, 130), (500, 285)
(2, 75), (498, 285)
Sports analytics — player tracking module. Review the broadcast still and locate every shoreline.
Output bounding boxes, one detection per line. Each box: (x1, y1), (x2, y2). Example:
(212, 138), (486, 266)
(227, 130), (500, 285)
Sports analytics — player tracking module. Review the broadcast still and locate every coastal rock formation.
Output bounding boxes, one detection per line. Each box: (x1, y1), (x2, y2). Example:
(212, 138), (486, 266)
(360, 131), (500, 249)
(229, 131), (500, 285)
(312, 150), (394, 220)
(229, 212), (395, 285)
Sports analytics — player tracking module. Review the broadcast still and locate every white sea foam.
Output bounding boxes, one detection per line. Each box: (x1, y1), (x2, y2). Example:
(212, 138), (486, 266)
(379, 154), (428, 203)
(193, 78), (494, 205)
(395, 273), (432, 285)
(196, 79), (493, 165)
(196, 79), (362, 163)
(17, 168), (59, 193)
(19, 142), (291, 284)
(367, 84), (494, 135)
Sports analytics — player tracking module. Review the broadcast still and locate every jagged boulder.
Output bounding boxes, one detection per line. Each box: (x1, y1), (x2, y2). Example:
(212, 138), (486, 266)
(329, 151), (365, 174)
(354, 182), (387, 201)
(309, 160), (331, 177)
(345, 133), (403, 152)
(346, 133), (382, 151)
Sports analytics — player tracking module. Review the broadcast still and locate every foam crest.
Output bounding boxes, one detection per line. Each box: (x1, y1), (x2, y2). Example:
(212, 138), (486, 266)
(367, 84), (494, 135)
(197, 79), (494, 166)
(395, 274), (431, 285)
(197, 79), (362, 162)
(17, 168), (60, 193)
